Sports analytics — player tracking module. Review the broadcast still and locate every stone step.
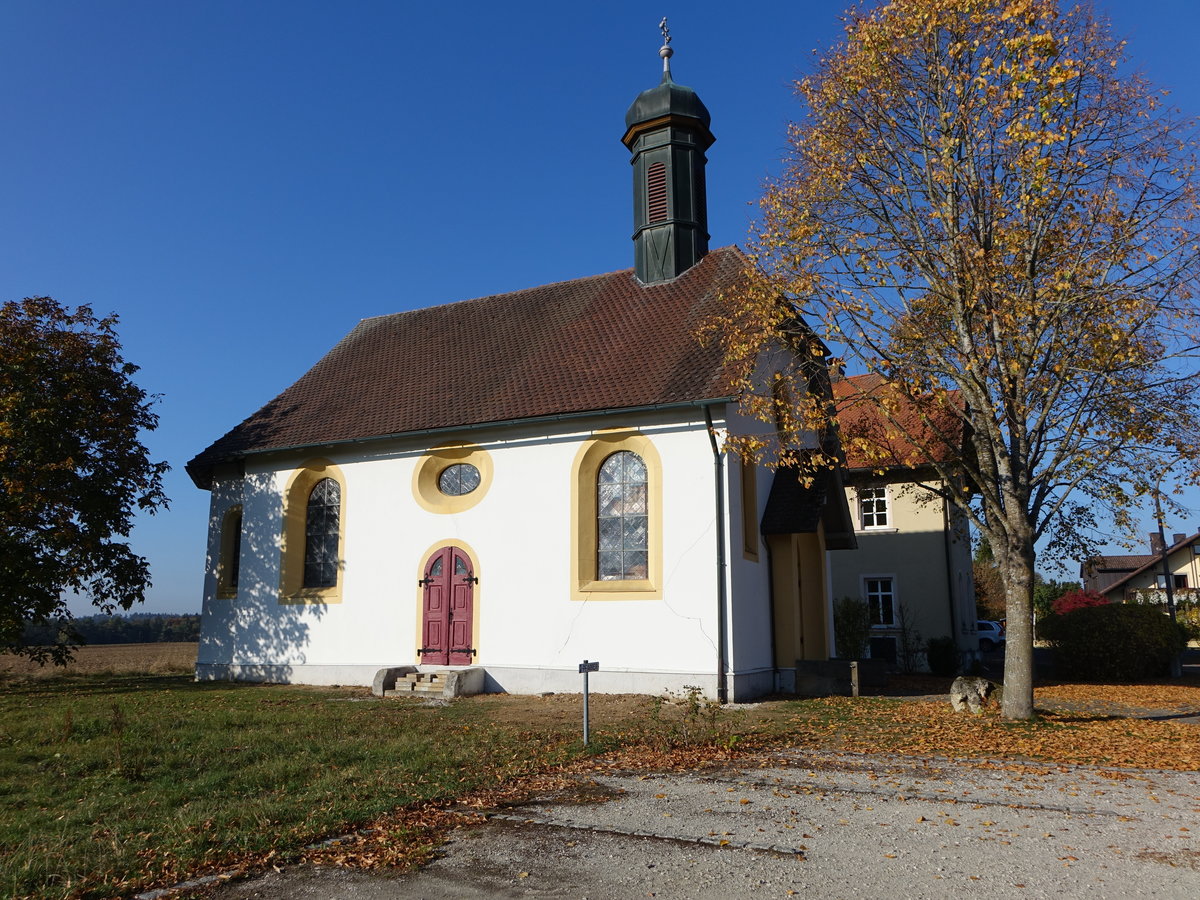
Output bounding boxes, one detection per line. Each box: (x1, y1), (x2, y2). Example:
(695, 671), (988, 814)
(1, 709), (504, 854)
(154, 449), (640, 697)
(396, 673), (443, 695)
(372, 667), (484, 699)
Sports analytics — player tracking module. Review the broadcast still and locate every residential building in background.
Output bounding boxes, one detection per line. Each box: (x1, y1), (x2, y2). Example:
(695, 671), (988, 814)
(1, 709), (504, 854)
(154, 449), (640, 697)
(828, 374), (979, 668)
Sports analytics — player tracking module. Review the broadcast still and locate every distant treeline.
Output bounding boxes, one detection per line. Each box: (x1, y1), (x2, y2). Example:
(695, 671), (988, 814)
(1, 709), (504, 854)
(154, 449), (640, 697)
(23, 613), (201, 646)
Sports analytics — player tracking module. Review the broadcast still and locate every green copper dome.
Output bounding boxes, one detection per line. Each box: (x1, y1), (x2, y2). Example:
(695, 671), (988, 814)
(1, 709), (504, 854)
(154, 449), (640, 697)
(624, 73), (711, 131)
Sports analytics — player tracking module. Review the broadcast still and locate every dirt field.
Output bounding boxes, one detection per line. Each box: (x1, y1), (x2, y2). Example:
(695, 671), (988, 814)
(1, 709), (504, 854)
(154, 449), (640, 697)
(0, 641), (197, 678)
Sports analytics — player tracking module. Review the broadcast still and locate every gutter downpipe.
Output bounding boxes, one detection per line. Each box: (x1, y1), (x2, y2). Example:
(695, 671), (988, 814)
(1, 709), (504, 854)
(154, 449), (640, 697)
(705, 404), (729, 704)
(764, 539), (779, 693)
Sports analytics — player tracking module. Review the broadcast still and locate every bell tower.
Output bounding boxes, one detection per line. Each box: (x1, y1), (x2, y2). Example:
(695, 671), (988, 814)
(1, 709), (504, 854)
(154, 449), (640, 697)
(622, 20), (715, 285)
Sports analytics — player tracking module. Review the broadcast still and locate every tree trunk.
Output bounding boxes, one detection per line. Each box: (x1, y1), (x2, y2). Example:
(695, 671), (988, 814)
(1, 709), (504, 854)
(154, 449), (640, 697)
(999, 541), (1037, 720)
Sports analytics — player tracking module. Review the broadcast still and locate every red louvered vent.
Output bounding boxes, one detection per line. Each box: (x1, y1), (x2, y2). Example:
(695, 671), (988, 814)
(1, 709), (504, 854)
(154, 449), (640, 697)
(647, 162), (667, 224)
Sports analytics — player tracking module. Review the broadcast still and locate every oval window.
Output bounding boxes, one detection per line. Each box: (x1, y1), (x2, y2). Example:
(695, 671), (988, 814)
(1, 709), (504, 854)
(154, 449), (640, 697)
(438, 463), (481, 496)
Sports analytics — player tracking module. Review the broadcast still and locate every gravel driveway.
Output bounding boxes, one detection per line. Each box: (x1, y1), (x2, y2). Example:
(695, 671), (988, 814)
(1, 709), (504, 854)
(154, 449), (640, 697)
(193, 749), (1200, 899)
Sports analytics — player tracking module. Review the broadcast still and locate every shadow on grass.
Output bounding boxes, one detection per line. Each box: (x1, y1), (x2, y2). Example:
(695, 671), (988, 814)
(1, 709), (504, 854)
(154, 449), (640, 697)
(0, 672), (295, 698)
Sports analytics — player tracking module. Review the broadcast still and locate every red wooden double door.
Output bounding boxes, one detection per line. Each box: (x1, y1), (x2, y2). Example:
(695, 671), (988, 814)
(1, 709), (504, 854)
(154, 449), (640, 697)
(419, 546), (475, 666)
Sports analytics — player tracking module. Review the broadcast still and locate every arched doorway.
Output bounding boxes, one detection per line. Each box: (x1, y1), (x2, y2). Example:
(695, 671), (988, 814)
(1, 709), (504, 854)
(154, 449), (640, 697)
(419, 545), (476, 665)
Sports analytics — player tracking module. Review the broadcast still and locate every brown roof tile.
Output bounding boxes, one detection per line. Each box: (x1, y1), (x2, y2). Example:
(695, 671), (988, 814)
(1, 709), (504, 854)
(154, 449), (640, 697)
(1089, 554), (1158, 572)
(832, 373), (965, 471)
(187, 248), (748, 488)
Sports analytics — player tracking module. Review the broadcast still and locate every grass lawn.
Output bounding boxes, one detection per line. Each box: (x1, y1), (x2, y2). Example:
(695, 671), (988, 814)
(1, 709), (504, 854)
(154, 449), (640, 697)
(2, 646), (1198, 899)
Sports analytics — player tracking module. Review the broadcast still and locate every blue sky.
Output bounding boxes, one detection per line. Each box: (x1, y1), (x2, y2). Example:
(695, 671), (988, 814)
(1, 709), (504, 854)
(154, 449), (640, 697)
(3, 1), (1198, 614)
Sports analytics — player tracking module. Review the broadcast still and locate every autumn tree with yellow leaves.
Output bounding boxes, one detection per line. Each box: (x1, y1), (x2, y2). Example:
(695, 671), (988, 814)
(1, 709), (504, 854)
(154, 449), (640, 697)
(720, 0), (1200, 718)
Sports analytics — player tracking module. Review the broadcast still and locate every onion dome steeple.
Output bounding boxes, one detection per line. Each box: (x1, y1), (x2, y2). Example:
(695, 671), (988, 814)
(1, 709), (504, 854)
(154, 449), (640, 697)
(622, 19), (715, 285)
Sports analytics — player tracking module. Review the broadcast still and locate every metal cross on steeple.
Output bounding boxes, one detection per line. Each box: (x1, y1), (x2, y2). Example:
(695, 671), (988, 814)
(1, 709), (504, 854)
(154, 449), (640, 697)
(658, 16), (674, 76)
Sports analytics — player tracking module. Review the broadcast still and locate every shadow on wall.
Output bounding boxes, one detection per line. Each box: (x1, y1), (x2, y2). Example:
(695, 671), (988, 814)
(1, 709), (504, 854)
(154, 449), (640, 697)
(196, 470), (328, 683)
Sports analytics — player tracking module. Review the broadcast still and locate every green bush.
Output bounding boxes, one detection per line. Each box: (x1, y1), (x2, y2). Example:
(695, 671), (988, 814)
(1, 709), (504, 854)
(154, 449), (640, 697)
(1045, 604), (1188, 681)
(833, 596), (870, 659)
(926, 635), (959, 677)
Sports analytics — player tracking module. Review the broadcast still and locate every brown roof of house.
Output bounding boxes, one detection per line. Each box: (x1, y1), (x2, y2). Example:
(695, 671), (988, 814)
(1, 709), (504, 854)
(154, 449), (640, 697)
(831, 373), (965, 471)
(1089, 533), (1200, 596)
(187, 247), (748, 488)
(1090, 555), (1158, 572)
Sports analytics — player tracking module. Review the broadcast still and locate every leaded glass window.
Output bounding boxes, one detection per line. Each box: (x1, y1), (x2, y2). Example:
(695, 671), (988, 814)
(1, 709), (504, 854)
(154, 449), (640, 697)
(303, 478), (340, 588)
(597, 450), (648, 581)
(438, 463), (481, 496)
(229, 510), (242, 589)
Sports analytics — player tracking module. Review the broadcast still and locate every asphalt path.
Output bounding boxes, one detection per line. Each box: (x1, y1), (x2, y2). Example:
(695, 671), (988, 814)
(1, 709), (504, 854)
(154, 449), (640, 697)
(196, 750), (1200, 899)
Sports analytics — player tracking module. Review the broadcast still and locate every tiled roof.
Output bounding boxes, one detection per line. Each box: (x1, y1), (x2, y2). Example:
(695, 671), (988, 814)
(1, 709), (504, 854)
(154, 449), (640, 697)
(1088, 533), (1200, 596)
(1090, 555), (1157, 572)
(832, 373), (964, 471)
(187, 248), (747, 488)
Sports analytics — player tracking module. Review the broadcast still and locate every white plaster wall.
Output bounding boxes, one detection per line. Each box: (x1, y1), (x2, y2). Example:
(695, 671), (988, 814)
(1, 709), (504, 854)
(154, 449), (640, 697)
(196, 472), (243, 666)
(722, 454), (776, 674)
(196, 408), (757, 688)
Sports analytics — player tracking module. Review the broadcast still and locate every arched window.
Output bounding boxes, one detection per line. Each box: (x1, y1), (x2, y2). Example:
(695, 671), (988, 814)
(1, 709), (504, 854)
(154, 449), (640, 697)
(216, 504), (243, 598)
(228, 508), (242, 589)
(303, 478), (341, 588)
(597, 450), (649, 581)
(571, 432), (661, 601)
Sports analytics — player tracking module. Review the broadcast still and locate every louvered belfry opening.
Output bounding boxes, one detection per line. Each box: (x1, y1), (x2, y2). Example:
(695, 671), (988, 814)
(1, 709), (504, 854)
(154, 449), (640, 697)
(647, 162), (668, 224)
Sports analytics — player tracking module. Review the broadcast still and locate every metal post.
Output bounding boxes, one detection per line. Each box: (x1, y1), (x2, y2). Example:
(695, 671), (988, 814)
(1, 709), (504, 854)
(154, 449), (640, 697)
(1154, 496), (1182, 678)
(1154, 496), (1178, 623)
(579, 660), (599, 744)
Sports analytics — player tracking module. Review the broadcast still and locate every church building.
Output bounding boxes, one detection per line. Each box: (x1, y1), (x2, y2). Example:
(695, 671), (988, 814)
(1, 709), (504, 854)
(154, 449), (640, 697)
(187, 31), (854, 701)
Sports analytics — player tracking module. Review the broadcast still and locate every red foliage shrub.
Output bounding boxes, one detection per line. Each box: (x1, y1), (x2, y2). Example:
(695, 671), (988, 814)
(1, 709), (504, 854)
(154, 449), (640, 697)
(1052, 589), (1108, 616)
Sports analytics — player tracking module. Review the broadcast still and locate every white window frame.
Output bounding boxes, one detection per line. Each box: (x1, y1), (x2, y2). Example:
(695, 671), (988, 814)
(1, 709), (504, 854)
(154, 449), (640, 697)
(863, 575), (897, 628)
(1156, 573), (1188, 589)
(858, 485), (891, 530)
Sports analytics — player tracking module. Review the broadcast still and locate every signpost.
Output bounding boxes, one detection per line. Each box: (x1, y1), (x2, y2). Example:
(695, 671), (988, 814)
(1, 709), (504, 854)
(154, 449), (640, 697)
(578, 660), (599, 745)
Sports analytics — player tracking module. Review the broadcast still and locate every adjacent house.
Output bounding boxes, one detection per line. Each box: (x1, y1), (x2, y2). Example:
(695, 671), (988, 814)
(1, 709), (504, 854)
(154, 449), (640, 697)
(1084, 531), (1200, 617)
(827, 374), (979, 667)
(187, 40), (855, 701)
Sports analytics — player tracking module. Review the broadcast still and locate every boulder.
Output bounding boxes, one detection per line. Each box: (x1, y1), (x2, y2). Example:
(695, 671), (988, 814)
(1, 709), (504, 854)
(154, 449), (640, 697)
(950, 676), (995, 714)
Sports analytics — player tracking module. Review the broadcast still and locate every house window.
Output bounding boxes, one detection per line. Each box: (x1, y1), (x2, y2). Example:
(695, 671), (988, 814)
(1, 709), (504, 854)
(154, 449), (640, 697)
(570, 431), (662, 601)
(598, 451), (649, 580)
(280, 459), (346, 603)
(859, 486), (890, 529)
(864, 576), (896, 627)
(303, 478), (341, 589)
(1156, 574), (1188, 589)
(869, 635), (898, 663)
(216, 505), (243, 598)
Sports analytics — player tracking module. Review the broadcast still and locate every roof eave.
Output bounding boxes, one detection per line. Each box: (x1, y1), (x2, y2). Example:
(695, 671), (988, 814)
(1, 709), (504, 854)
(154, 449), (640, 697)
(187, 396), (738, 490)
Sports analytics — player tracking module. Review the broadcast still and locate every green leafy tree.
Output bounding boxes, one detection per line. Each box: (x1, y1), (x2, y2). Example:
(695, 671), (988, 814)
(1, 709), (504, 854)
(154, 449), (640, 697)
(0, 297), (168, 663)
(717, 0), (1200, 718)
